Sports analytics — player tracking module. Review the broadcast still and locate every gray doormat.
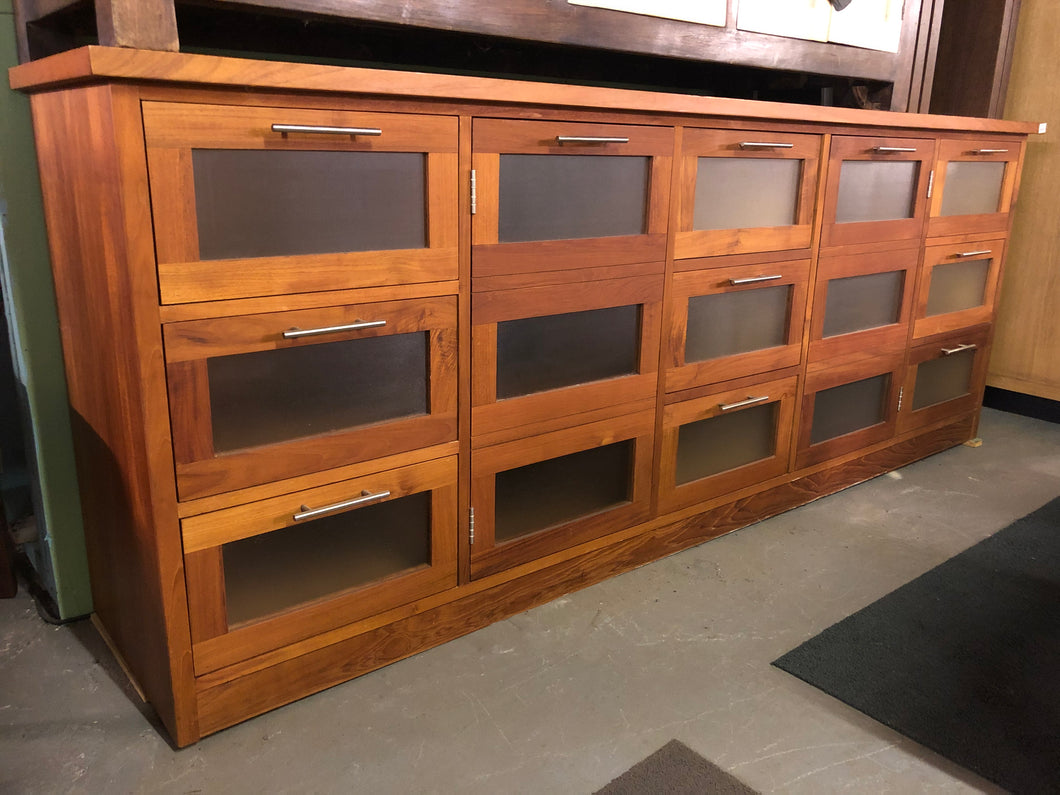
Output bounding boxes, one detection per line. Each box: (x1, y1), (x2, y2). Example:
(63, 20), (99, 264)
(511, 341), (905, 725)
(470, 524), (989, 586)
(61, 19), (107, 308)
(595, 739), (757, 794)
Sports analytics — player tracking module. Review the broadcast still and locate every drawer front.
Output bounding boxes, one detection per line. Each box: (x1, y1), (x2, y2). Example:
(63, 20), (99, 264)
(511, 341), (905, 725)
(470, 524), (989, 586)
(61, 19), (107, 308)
(796, 353), (904, 470)
(900, 326), (991, 433)
(143, 102), (459, 303)
(913, 239), (1005, 339)
(183, 455), (458, 673)
(666, 259), (809, 391)
(472, 273), (662, 445)
(928, 138), (1023, 238)
(809, 248), (918, 363)
(821, 135), (934, 249)
(164, 296), (457, 500)
(675, 128), (822, 259)
(659, 375), (797, 513)
(471, 118), (673, 277)
(470, 410), (655, 579)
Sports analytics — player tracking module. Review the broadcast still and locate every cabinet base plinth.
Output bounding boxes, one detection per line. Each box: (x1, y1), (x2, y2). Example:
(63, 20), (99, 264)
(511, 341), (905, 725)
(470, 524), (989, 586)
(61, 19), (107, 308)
(193, 413), (974, 742)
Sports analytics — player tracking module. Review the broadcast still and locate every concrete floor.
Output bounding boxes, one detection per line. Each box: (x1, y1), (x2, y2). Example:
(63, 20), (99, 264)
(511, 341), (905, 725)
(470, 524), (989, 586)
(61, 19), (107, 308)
(2, 407), (1058, 794)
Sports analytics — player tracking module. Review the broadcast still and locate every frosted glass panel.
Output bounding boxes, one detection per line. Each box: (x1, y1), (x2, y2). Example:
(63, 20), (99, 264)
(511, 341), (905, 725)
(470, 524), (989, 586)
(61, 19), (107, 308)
(676, 403), (777, 485)
(941, 161), (1005, 216)
(208, 333), (428, 452)
(823, 270), (904, 337)
(193, 150), (426, 259)
(496, 305), (639, 399)
(912, 351), (975, 410)
(686, 285), (790, 361)
(925, 259), (990, 316)
(223, 491), (431, 625)
(694, 158), (801, 230)
(498, 154), (648, 242)
(494, 440), (632, 543)
(835, 160), (918, 223)
(810, 374), (889, 445)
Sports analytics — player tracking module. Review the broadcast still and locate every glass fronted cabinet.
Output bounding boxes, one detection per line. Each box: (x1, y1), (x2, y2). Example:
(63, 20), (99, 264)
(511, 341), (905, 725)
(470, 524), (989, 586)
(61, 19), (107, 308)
(674, 128), (821, 259)
(928, 139), (1023, 238)
(899, 326), (991, 433)
(143, 103), (460, 303)
(821, 136), (933, 248)
(182, 456), (458, 673)
(471, 118), (673, 278)
(808, 248), (917, 363)
(796, 353), (904, 469)
(658, 375), (797, 513)
(472, 274), (661, 444)
(913, 239), (1005, 339)
(666, 259), (810, 391)
(164, 296), (458, 500)
(469, 409), (654, 579)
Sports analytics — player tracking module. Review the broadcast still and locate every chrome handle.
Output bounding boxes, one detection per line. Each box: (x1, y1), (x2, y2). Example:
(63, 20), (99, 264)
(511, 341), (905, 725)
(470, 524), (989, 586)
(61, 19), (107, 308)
(872, 146), (917, 153)
(730, 275), (783, 286)
(720, 395), (771, 412)
(954, 250), (992, 258)
(941, 343), (977, 356)
(738, 141), (795, 150)
(555, 136), (629, 144)
(293, 489), (391, 522)
(282, 320), (387, 339)
(272, 124), (383, 136)
(972, 148), (1008, 155)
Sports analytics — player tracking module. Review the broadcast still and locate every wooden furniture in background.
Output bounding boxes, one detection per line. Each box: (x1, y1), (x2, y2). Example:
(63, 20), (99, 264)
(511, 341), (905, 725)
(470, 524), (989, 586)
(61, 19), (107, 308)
(10, 0), (939, 112)
(10, 46), (1037, 747)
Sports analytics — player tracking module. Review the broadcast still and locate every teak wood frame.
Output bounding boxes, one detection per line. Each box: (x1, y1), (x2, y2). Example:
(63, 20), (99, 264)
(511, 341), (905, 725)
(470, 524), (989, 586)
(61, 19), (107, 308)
(9, 47), (1037, 748)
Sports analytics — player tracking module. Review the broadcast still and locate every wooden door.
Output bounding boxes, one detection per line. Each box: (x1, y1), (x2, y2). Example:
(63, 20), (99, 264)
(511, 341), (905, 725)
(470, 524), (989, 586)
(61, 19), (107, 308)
(472, 273), (661, 445)
(928, 138), (1023, 238)
(659, 374), (797, 512)
(821, 135), (934, 248)
(470, 409), (654, 579)
(143, 102), (459, 303)
(913, 239), (1005, 339)
(808, 248), (917, 363)
(164, 296), (457, 499)
(900, 326), (991, 433)
(674, 128), (821, 259)
(471, 118), (672, 278)
(796, 353), (904, 469)
(667, 259), (809, 391)
(183, 456), (458, 674)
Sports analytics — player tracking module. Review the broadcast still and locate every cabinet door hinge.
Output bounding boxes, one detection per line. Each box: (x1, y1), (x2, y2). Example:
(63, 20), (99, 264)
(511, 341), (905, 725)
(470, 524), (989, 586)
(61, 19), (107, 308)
(927, 169), (935, 199)
(470, 169), (477, 215)
(897, 386), (904, 413)
(469, 506), (475, 544)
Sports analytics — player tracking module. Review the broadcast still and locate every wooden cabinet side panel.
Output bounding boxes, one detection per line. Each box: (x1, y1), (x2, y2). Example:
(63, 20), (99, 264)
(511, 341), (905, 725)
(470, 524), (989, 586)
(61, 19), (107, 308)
(29, 86), (198, 745)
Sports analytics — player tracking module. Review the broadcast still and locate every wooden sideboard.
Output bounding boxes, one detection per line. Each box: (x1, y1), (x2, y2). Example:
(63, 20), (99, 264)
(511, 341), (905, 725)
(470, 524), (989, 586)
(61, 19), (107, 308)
(9, 46), (1038, 747)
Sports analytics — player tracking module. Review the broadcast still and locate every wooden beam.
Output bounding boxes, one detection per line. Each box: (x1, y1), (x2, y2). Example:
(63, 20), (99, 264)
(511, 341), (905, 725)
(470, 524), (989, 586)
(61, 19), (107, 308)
(95, 0), (178, 52)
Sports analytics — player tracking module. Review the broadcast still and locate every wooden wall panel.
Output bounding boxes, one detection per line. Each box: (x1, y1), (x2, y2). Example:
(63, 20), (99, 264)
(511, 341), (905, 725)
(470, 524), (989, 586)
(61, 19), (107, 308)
(989, 0), (1060, 400)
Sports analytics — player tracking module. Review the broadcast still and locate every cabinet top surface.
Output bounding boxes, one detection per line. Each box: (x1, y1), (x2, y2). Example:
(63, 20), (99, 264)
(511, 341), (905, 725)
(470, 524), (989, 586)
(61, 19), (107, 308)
(8, 46), (1040, 136)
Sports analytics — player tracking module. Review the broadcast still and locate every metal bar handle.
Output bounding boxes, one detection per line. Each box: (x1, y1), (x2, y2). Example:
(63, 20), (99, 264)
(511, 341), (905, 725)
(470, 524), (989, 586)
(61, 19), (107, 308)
(283, 320), (387, 339)
(872, 146), (917, 153)
(272, 124), (383, 136)
(719, 395), (771, 412)
(730, 275), (783, 285)
(972, 148), (1009, 155)
(293, 489), (391, 522)
(739, 141), (795, 150)
(941, 343), (977, 356)
(954, 250), (992, 259)
(555, 136), (630, 144)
